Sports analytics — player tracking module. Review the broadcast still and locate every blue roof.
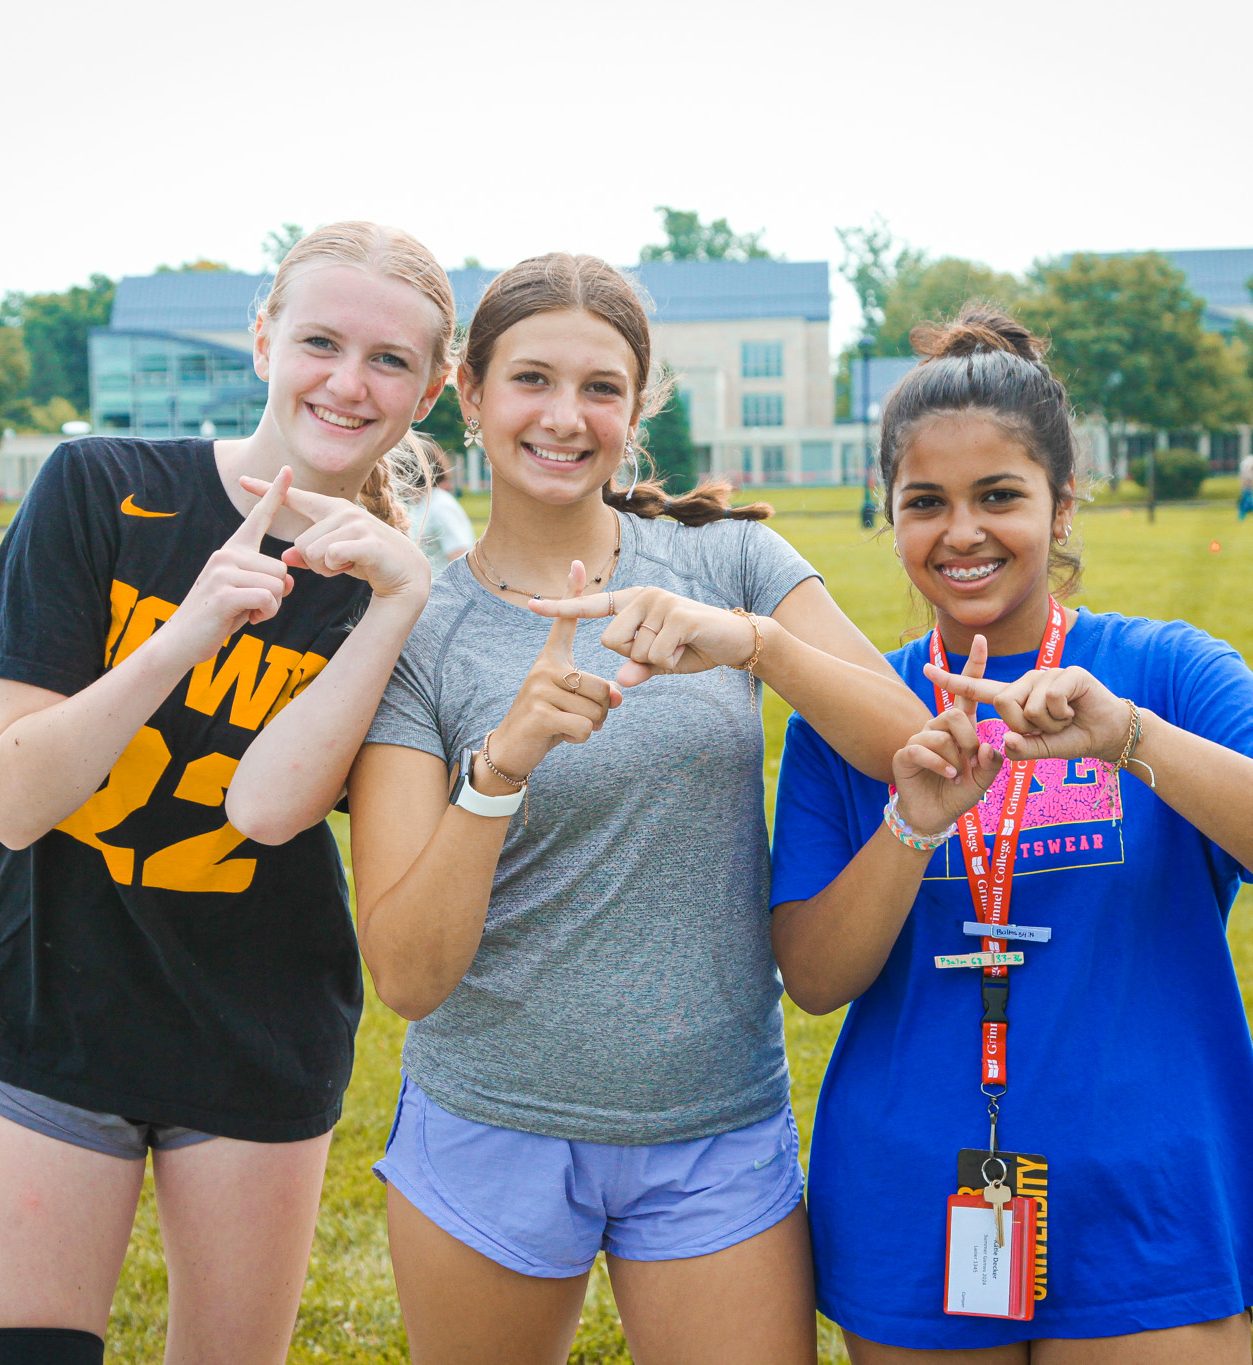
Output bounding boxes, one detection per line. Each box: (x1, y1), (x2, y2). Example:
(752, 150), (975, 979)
(1158, 248), (1253, 312)
(450, 261), (830, 324)
(1093, 247), (1253, 331)
(111, 272), (271, 332)
(110, 260), (831, 335)
(633, 259), (829, 323)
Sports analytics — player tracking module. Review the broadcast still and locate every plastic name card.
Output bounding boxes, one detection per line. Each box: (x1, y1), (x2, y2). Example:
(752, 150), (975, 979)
(962, 921), (1052, 943)
(943, 1194), (1037, 1320)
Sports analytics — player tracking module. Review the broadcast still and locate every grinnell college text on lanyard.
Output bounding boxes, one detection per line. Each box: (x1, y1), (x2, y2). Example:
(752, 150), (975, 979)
(934, 597), (1064, 1320)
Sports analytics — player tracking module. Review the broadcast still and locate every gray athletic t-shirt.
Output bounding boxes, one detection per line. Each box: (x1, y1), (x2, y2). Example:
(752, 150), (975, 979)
(368, 510), (817, 1143)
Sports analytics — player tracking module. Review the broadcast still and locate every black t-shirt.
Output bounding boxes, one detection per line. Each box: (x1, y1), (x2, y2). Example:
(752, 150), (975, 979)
(0, 438), (368, 1141)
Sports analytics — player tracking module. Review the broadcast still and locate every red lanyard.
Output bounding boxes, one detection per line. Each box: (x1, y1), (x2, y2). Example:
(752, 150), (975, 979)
(930, 598), (1066, 1087)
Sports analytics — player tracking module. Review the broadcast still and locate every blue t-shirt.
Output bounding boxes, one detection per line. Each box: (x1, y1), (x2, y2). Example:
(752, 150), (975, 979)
(771, 609), (1253, 1346)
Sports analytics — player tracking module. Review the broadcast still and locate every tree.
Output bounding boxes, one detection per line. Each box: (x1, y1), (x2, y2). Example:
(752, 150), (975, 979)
(0, 327), (30, 423)
(643, 383), (698, 493)
(1019, 253), (1253, 431)
(835, 216), (923, 335)
(11, 275), (115, 410)
(640, 207), (770, 263)
(875, 257), (1023, 357)
(27, 396), (82, 433)
(262, 223), (305, 269)
(413, 385), (465, 458)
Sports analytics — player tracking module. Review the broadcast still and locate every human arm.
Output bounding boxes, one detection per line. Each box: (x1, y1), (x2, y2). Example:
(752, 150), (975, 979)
(924, 657), (1253, 873)
(527, 575), (928, 782)
(226, 479), (433, 844)
(0, 472), (294, 849)
(773, 640), (1002, 1013)
(349, 562), (622, 1019)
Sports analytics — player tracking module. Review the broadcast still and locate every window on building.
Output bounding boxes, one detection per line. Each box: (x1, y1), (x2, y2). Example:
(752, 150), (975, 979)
(742, 394), (784, 427)
(761, 445), (786, 479)
(178, 354), (209, 385)
(138, 402), (174, 436)
(1209, 431), (1240, 472)
(801, 441), (833, 479)
(741, 342), (783, 378)
(135, 349), (170, 386)
(741, 445), (755, 475)
(214, 355), (249, 382)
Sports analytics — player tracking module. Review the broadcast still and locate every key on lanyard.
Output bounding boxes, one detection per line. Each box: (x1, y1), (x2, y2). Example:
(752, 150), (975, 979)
(981, 1155), (1011, 1248)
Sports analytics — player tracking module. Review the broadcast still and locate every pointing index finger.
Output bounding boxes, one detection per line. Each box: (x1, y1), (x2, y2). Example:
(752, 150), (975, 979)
(231, 466), (292, 549)
(923, 659), (1003, 706)
(956, 633), (988, 720)
(542, 560), (587, 658)
(528, 587), (636, 622)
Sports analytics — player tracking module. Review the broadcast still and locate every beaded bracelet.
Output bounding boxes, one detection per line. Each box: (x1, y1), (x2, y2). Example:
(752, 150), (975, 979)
(882, 789), (958, 852)
(482, 729), (530, 825)
(730, 608), (763, 709)
(1110, 698), (1157, 789)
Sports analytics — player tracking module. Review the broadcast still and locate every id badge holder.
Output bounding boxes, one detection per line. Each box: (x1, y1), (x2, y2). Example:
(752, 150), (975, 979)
(943, 1193), (1036, 1320)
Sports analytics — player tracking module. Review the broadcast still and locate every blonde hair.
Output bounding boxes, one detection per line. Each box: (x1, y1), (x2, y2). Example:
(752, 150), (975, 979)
(257, 221), (456, 530)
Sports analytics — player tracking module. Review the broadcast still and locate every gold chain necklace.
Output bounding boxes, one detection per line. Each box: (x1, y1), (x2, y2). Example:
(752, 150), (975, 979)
(472, 515), (622, 601)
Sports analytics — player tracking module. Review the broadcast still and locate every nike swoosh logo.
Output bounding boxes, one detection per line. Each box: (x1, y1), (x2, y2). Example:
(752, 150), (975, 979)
(753, 1151), (783, 1170)
(120, 494), (177, 519)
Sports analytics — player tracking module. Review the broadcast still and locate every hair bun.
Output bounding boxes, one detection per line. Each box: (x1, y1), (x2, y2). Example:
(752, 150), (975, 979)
(911, 306), (1045, 365)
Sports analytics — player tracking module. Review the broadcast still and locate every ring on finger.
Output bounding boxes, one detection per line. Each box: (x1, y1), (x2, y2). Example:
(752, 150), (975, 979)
(562, 669), (583, 693)
(637, 623), (657, 634)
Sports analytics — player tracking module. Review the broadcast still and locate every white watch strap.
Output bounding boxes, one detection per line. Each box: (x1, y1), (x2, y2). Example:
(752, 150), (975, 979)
(452, 770), (525, 818)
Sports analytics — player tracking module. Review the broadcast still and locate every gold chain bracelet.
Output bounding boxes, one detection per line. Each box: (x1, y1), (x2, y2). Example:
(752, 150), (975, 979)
(730, 608), (763, 710)
(1111, 699), (1156, 789)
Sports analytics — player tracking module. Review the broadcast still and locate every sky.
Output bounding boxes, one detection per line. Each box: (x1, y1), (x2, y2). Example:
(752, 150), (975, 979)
(3, 0), (1249, 347)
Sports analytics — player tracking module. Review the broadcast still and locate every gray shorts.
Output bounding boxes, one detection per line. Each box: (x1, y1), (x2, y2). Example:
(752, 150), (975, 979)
(0, 1078), (217, 1161)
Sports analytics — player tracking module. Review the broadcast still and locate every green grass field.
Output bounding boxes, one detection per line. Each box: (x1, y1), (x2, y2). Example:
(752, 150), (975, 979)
(103, 487), (1253, 1363)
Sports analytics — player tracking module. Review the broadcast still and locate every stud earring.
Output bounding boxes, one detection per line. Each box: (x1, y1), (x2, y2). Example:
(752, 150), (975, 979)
(623, 437), (640, 501)
(463, 418), (482, 450)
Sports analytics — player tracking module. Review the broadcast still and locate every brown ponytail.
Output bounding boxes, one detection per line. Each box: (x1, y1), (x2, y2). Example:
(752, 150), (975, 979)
(602, 470), (772, 525)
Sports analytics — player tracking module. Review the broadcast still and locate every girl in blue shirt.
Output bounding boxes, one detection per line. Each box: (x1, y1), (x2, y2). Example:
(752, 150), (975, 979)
(771, 309), (1253, 1362)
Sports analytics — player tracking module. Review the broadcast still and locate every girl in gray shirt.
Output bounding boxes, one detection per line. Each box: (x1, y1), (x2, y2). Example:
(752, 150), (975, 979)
(234, 252), (926, 1363)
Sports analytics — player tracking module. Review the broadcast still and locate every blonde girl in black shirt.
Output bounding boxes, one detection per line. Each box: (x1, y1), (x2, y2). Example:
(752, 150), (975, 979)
(0, 222), (452, 1364)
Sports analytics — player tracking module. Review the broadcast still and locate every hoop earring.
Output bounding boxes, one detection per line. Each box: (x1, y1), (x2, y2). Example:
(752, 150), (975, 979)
(623, 437), (639, 501)
(463, 418), (482, 450)
(892, 539), (901, 560)
(1055, 524), (1072, 546)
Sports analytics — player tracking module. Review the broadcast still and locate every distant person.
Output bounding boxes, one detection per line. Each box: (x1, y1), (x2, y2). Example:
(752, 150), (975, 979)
(0, 222), (452, 1365)
(230, 252), (929, 1363)
(771, 309), (1253, 1362)
(405, 451), (474, 574)
(1239, 452), (1253, 520)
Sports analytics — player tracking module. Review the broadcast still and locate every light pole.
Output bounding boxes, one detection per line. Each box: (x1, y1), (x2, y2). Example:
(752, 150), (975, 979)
(859, 336), (876, 528)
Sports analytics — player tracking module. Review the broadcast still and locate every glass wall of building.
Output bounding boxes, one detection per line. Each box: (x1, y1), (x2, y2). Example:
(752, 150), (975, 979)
(90, 332), (268, 438)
